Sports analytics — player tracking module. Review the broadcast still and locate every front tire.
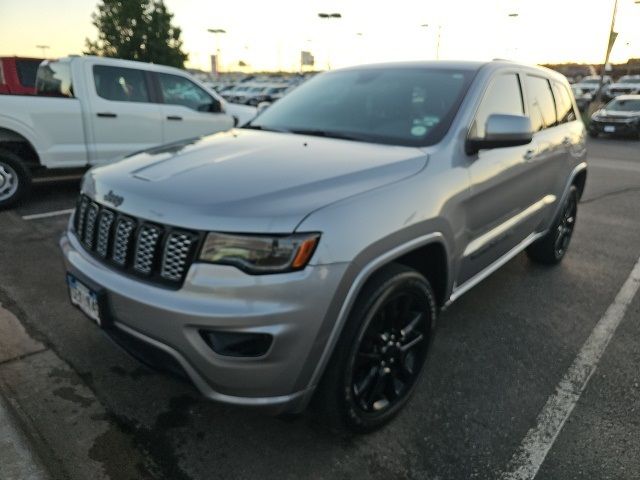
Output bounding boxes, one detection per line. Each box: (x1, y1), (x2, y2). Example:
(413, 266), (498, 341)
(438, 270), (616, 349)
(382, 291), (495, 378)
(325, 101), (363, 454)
(527, 185), (579, 265)
(0, 149), (32, 210)
(314, 263), (437, 433)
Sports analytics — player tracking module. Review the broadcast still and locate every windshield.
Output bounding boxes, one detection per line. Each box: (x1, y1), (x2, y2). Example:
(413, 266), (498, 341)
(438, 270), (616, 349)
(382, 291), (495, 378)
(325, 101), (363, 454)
(247, 67), (475, 147)
(580, 79), (600, 84)
(620, 78), (640, 84)
(606, 98), (640, 112)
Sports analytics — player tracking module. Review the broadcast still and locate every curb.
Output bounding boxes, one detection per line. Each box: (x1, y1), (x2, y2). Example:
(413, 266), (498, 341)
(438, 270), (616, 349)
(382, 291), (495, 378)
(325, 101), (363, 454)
(0, 391), (53, 480)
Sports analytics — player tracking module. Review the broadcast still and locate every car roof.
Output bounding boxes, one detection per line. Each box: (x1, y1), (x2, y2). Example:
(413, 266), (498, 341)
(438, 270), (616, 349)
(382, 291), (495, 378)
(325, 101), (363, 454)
(333, 59), (567, 82)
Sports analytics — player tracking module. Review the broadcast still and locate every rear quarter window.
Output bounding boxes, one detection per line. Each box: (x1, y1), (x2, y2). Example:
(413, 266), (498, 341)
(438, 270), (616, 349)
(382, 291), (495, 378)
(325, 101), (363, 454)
(525, 75), (557, 131)
(16, 59), (42, 88)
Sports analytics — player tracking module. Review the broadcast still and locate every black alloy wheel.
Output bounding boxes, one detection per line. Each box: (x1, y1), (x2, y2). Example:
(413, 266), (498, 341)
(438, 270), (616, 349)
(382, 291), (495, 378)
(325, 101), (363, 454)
(314, 263), (437, 433)
(349, 291), (430, 414)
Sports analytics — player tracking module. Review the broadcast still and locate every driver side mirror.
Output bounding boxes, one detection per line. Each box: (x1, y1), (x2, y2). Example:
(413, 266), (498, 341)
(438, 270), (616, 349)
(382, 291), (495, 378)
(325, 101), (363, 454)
(198, 99), (222, 113)
(466, 114), (533, 155)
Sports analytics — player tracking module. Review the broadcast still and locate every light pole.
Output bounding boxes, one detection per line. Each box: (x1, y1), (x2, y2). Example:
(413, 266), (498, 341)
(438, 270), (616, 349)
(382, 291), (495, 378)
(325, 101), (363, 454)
(420, 24), (442, 60)
(207, 28), (227, 74)
(36, 45), (50, 58)
(592, 0), (618, 110)
(318, 12), (342, 70)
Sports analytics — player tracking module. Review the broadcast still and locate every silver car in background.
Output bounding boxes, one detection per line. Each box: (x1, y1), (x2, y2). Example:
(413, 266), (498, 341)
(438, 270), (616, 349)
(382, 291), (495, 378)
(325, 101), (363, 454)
(61, 60), (587, 432)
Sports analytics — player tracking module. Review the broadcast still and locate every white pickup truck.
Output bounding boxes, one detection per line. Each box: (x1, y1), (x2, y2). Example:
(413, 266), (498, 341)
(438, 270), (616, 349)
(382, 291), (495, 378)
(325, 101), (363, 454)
(0, 55), (255, 208)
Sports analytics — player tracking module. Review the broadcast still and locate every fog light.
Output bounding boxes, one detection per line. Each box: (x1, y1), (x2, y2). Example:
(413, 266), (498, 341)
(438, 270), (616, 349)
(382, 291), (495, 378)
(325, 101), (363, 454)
(200, 330), (273, 357)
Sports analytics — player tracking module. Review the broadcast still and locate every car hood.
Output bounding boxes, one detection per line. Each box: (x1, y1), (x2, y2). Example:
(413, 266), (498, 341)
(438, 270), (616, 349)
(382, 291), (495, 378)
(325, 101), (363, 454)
(608, 82), (640, 89)
(598, 109), (640, 118)
(82, 129), (428, 233)
(574, 84), (598, 92)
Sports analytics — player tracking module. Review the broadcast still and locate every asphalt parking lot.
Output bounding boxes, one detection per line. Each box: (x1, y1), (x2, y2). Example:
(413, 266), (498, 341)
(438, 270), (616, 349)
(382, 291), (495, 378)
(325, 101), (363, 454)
(0, 137), (639, 480)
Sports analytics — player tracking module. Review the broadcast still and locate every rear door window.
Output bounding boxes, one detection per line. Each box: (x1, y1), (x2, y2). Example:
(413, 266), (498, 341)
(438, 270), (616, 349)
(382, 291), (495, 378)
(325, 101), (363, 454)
(93, 65), (150, 103)
(470, 73), (524, 138)
(552, 82), (577, 124)
(36, 61), (74, 98)
(525, 75), (557, 131)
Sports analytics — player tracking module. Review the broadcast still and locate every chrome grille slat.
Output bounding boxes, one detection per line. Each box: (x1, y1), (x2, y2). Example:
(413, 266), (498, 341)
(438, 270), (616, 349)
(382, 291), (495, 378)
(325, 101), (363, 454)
(76, 196), (89, 238)
(133, 225), (161, 275)
(161, 232), (196, 281)
(112, 217), (135, 266)
(83, 203), (99, 249)
(96, 210), (115, 258)
(73, 195), (197, 285)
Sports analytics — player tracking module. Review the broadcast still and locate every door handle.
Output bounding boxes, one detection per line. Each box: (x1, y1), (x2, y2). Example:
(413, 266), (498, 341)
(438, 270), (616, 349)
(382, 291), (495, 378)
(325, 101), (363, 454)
(97, 112), (117, 118)
(523, 149), (537, 162)
(167, 115), (183, 121)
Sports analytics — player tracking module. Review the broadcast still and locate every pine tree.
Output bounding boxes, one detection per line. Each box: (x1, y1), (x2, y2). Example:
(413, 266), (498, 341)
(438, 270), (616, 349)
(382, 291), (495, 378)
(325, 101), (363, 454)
(85, 0), (188, 68)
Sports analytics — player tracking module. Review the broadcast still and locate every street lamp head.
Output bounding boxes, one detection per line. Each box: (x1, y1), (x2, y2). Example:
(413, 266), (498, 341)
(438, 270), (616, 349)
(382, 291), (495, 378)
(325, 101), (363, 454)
(207, 28), (227, 34)
(508, 13), (519, 17)
(318, 12), (341, 18)
(330, 13), (342, 18)
(318, 13), (329, 18)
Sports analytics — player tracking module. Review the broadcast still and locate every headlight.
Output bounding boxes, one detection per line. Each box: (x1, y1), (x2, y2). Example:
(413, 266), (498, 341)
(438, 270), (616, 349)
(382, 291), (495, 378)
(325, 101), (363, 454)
(199, 232), (320, 274)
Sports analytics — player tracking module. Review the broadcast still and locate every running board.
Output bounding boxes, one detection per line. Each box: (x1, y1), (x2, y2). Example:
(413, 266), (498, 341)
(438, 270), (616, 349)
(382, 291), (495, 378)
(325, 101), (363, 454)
(445, 230), (546, 307)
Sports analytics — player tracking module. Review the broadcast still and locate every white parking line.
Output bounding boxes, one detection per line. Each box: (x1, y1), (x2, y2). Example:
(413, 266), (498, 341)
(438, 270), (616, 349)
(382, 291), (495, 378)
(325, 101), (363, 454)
(22, 209), (74, 221)
(500, 255), (640, 480)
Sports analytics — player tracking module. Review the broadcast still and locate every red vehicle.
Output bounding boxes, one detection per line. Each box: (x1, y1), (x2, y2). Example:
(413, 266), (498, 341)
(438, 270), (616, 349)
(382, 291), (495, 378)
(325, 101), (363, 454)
(0, 57), (43, 95)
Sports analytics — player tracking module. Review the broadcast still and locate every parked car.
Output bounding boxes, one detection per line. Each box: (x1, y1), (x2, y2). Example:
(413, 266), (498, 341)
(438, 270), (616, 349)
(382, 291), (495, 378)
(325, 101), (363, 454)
(604, 75), (640, 101)
(244, 84), (289, 106)
(588, 95), (640, 138)
(0, 55), (255, 209)
(571, 85), (592, 112)
(0, 57), (43, 95)
(61, 60), (587, 433)
(571, 75), (609, 98)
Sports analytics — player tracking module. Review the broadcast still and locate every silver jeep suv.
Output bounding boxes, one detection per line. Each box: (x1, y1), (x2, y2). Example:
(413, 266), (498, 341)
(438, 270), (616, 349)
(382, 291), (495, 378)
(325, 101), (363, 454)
(61, 61), (587, 432)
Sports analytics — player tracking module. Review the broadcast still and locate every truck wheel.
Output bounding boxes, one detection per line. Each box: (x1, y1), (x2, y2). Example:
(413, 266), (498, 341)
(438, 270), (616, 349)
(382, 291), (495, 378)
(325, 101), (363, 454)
(527, 185), (578, 265)
(314, 263), (437, 433)
(0, 149), (31, 210)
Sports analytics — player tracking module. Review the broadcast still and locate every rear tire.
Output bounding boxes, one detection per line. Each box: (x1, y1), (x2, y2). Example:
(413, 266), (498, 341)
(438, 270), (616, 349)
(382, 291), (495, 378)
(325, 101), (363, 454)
(587, 130), (598, 138)
(313, 263), (437, 433)
(0, 149), (32, 210)
(527, 185), (578, 265)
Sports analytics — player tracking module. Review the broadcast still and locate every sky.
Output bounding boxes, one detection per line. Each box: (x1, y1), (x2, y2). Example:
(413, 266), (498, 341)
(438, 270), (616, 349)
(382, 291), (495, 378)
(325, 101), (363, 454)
(1, 0), (640, 72)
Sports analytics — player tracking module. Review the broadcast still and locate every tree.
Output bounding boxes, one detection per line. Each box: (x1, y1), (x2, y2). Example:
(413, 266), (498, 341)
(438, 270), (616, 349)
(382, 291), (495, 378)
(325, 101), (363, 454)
(85, 0), (188, 68)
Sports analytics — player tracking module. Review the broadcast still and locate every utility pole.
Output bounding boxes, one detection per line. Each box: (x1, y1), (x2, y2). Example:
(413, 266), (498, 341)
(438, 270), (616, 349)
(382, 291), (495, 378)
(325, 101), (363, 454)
(35, 45), (50, 58)
(318, 13), (342, 70)
(593, 0), (618, 109)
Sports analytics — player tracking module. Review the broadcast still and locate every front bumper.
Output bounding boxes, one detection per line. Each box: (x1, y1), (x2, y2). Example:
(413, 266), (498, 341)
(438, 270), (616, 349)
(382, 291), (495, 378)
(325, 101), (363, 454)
(60, 231), (348, 413)
(589, 119), (640, 136)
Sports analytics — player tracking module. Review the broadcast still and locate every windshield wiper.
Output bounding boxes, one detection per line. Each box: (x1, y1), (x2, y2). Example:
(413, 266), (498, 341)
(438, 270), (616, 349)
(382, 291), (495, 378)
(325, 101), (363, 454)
(242, 125), (290, 133)
(287, 128), (365, 142)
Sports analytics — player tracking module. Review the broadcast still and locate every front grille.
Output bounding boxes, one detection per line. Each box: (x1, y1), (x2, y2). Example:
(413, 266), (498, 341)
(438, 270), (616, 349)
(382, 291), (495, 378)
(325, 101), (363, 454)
(73, 194), (201, 287)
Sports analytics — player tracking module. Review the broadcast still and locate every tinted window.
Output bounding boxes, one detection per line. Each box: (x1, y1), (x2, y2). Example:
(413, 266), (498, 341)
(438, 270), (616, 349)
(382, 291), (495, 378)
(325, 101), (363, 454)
(526, 75), (557, 131)
(552, 82), (577, 124)
(36, 61), (73, 98)
(16, 59), (41, 88)
(470, 73), (524, 138)
(248, 68), (475, 147)
(93, 65), (150, 103)
(158, 73), (219, 111)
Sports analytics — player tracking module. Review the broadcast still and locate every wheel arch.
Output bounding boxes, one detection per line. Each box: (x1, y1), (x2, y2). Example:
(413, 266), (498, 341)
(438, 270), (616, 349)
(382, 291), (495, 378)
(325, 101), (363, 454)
(299, 232), (450, 407)
(0, 126), (41, 168)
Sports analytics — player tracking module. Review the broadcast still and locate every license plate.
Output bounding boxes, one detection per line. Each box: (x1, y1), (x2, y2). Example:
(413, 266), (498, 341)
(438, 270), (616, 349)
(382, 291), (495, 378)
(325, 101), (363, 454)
(67, 274), (102, 326)
(604, 125), (616, 133)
